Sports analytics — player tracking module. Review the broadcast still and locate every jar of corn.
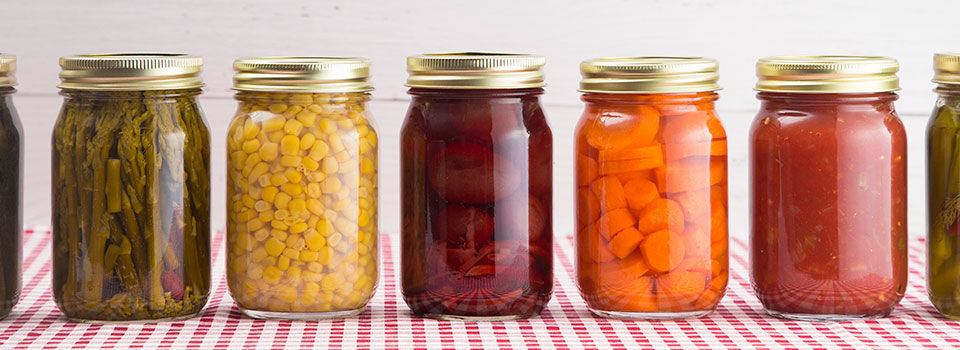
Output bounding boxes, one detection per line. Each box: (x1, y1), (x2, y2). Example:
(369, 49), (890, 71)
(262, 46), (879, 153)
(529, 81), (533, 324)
(226, 57), (378, 320)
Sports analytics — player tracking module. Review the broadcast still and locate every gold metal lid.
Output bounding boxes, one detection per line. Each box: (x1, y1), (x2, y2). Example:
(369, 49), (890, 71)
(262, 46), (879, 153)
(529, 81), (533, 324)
(933, 53), (960, 87)
(233, 57), (372, 93)
(58, 53), (203, 91)
(755, 56), (899, 93)
(406, 52), (545, 89)
(579, 57), (719, 93)
(0, 54), (15, 87)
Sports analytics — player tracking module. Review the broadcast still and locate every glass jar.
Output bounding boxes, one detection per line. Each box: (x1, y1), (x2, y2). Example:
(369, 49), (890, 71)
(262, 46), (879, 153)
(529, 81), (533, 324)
(927, 53), (960, 319)
(401, 53), (553, 320)
(750, 56), (907, 321)
(0, 54), (21, 320)
(226, 57), (378, 319)
(52, 54), (210, 322)
(574, 57), (728, 320)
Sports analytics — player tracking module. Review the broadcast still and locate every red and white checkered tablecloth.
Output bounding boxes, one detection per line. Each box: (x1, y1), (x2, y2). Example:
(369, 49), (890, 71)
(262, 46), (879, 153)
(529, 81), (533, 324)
(2, 227), (959, 349)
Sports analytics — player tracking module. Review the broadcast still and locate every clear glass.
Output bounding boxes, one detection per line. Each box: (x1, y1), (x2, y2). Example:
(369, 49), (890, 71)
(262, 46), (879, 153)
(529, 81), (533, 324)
(225, 91), (378, 320)
(400, 88), (553, 320)
(52, 89), (211, 322)
(575, 92), (728, 320)
(0, 87), (21, 320)
(927, 90), (960, 319)
(750, 92), (907, 321)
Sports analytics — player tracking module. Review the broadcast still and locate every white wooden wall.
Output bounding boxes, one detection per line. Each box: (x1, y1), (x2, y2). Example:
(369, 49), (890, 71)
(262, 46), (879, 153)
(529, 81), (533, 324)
(0, 0), (950, 237)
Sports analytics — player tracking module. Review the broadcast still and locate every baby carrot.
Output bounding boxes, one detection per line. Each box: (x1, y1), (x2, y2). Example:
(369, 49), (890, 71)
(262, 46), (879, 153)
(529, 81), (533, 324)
(585, 105), (660, 150)
(640, 229), (685, 272)
(590, 176), (628, 211)
(623, 178), (659, 212)
(608, 226), (643, 259)
(635, 198), (685, 234)
(597, 208), (635, 241)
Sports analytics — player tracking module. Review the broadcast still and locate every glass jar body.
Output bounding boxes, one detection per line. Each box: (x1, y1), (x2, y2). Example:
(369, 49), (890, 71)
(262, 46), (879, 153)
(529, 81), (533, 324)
(926, 90), (960, 319)
(575, 92), (728, 319)
(0, 88), (22, 320)
(51, 89), (211, 322)
(750, 92), (907, 321)
(400, 88), (553, 320)
(225, 91), (379, 319)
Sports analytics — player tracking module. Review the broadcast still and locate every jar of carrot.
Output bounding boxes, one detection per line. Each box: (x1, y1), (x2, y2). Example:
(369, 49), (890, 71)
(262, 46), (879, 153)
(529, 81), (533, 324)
(575, 57), (728, 320)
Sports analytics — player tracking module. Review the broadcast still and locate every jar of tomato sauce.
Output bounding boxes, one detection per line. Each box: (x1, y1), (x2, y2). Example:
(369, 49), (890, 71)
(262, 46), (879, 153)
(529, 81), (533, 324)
(575, 57), (728, 319)
(400, 53), (552, 320)
(750, 56), (907, 321)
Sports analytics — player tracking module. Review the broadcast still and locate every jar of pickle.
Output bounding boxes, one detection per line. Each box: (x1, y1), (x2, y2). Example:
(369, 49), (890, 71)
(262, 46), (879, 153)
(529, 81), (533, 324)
(574, 57), (728, 320)
(52, 54), (210, 322)
(401, 53), (553, 320)
(927, 53), (960, 319)
(750, 56), (907, 321)
(0, 54), (22, 320)
(226, 57), (378, 319)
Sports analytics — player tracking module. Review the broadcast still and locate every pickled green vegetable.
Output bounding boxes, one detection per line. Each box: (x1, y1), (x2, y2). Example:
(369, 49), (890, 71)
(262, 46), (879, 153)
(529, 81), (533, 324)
(52, 89), (210, 321)
(0, 88), (22, 320)
(927, 93), (960, 319)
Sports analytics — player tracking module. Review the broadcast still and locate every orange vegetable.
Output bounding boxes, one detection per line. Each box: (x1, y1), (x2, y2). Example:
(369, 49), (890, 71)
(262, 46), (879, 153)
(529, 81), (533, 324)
(635, 198), (685, 234)
(577, 154), (599, 186)
(711, 259), (724, 277)
(711, 242), (726, 260)
(580, 226), (617, 263)
(663, 139), (727, 161)
(613, 169), (654, 185)
(680, 224), (710, 258)
(706, 112), (726, 139)
(654, 158), (724, 193)
(600, 157), (664, 175)
(585, 105), (660, 150)
(590, 176), (628, 211)
(576, 188), (601, 227)
(623, 178), (659, 212)
(596, 208), (635, 241)
(672, 189), (710, 224)
(656, 271), (707, 309)
(599, 250), (650, 281)
(607, 226), (643, 259)
(598, 143), (662, 162)
(710, 199), (727, 244)
(593, 276), (656, 311)
(661, 111), (711, 145)
(640, 229), (685, 272)
(692, 272), (727, 309)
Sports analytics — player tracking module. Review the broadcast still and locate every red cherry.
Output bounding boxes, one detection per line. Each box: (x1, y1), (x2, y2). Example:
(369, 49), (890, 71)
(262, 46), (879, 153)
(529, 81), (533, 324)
(428, 143), (521, 204)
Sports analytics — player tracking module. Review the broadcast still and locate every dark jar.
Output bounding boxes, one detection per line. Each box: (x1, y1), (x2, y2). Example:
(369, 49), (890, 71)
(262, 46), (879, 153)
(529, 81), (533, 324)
(400, 53), (553, 320)
(750, 56), (907, 321)
(0, 54), (22, 320)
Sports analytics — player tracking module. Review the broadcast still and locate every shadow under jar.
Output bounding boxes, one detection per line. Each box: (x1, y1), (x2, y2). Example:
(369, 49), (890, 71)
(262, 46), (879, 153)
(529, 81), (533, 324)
(750, 56), (907, 321)
(52, 54), (210, 322)
(0, 54), (22, 320)
(226, 57), (379, 320)
(401, 53), (553, 321)
(575, 57), (728, 320)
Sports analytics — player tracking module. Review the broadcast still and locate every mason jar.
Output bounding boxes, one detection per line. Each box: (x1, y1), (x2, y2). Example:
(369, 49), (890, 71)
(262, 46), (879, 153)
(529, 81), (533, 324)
(0, 54), (22, 320)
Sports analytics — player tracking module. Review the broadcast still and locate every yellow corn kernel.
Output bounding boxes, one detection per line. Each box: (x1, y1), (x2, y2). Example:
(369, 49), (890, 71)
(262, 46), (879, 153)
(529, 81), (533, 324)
(332, 198), (347, 212)
(254, 229), (270, 242)
(247, 265), (264, 280)
(300, 133), (316, 151)
(254, 200), (271, 212)
(321, 274), (340, 292)
(358, 242), (369, 256)
(317, 219), (334, 236)
(358, 210), (370, 227)
(248, 162), (269, 181)
(329, 134), (345, 153)
(259, 142), (279, 162)
(277, 285), (298, 303)
(304, 282), (320, 296)
(269, 173), (287, 187)
(262, 115), (286, 132)
(288, 198), (307, 213)
(356, 124), (369, 137)
(284, 119), (304, 135)
(284, 168), (303, 183)
(319, 118), (337, 133)
(308, 140), (330, 161)
(360, 158), (375, 174)
(249, 186), (263, 200)
(265, 238), (285, 256)
(274, 209), (289, 220)
(246, 220), (265, 233)
(300, 250), (319, 262)
(304, 230), (326, 251)
(282, 247), (301, 260)
(280, 155), (302, 168)
(320, 157), (339, 174)
(342, 204), (359, 221)
(263, 266), (282, 283)
(336, 119), (354, 130)
(281, 183), (304, 197)
(366, 133), (378, 148)
(306, 198), (324, 216)
(262, 186), (279, 202)
(306, 183), (322, 199)
(257, 174), (272, 187)
(268, 131), (284, 143)
(243, 152), (262, 169)
(271, 229), (288, 242)
(307, 262), (324, 273)
(283, 104), (304, 117)
(243, 120), (261, 139)
(280, 134), (300, 156)
(251, 247), (268, 262)
(242, 139), (261, 154)
(268, 104), (288, 114)
(230, 151), (246, 170)
(274, 192), (291, 209)
(287, 265), (302, 282)
(296, 110), (317, 127)
(302, 157), (320, 172)
(271, 220), (289, 230)
(327, 232), (343, 248)
(289, 94), (313, 106)
(277, 256), (291, 271)
(321, 177), (341, 194)
(258, 210), (275, 222)
(290, 222), (308, 234)
(334, 150), (350, 163)
(240, 195), (256, 209)
(236, 208), (256, 222)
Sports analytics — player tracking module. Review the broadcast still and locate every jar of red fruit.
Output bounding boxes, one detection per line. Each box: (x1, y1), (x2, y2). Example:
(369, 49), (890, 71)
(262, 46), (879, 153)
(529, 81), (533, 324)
(750, 56), (907, 321)
(400, 53), (553, 320)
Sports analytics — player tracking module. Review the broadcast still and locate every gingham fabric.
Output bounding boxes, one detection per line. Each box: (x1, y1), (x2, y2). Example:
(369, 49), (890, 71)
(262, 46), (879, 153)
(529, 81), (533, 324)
(1, 227), (959, 349)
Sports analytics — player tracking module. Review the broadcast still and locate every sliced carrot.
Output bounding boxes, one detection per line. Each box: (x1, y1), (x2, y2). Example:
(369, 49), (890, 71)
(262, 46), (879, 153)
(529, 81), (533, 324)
(599, 249), (650, 281)
(706, 112), (726, 139)
(599, 155), (664, 175)
(590, 176), (628, 211)
(711, 259), (725, 278)
(607, 226), (643, 259)
(675, 255), (711, 274)
(613, 169), (654, 185)
(598, 143), (662, 162)
(693, 272), (728, 309)
(710, 199), (727, 244)
(672, 189), (710, 224)
(576, 187), (602, 227)
(654, 158), (725, 193)
(623, 178), (659, 212)
(656, 271), (707, 310)
(577, 154), (599, 186)
(596, 208), (635, 241)
(663, 139), (727, 161)
(640, 229), (685, 272)
(711, 242), (727, 260)
(584, 105), (660, 150)
(661, 111), (712, 144)
(620, 277), (658, 312)
(680, 224), (710, 258)
(580, 225), (617, 263)
(635, 198), (685, 234)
